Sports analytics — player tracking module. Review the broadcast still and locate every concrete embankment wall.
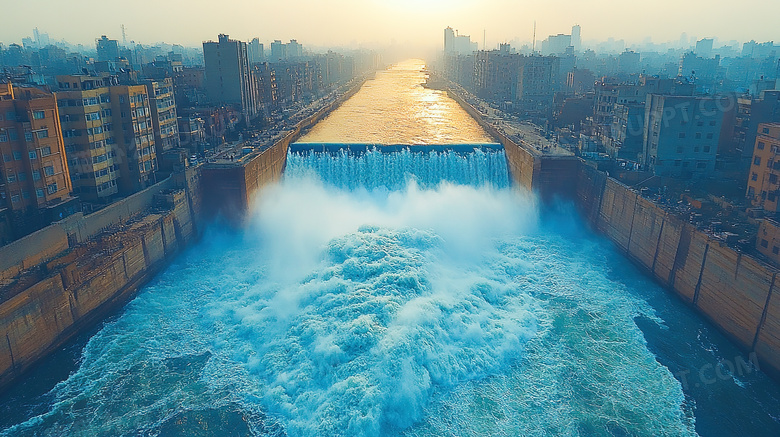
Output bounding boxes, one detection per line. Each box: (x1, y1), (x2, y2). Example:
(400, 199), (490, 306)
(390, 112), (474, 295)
(0, 167), (201, 391)
(202, 77), (368, 220)
(445, 90), (579, 200)
(577, 163), (780, 378)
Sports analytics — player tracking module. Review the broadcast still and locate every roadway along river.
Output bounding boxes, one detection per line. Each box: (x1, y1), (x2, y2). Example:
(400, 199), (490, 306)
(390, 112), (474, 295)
(1, 59), (779, 437)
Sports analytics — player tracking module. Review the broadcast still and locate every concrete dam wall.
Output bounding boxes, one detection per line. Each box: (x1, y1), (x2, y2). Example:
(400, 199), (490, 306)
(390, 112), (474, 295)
(445, 90), (579, 200)
(577, 163), (780, 378)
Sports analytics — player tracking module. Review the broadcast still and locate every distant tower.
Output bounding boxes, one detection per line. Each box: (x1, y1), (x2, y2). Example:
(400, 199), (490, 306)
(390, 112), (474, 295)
(33, 27), (41, 48)
(571, 24), (581, 52)
(444, 27), (455, 53)
(121, 24), (127, 46)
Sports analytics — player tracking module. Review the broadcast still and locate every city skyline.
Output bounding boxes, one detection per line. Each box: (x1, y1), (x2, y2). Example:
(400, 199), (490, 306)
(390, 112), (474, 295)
(1, 0), (779, 50)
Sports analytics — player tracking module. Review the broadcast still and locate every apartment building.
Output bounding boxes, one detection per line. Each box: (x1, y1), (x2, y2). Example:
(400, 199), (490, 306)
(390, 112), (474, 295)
(0, 83), (77, 240)
(747, 123), (780, 210)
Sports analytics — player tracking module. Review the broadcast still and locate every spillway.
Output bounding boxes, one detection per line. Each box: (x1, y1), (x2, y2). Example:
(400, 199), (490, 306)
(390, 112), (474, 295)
(2, 148), (779, 436)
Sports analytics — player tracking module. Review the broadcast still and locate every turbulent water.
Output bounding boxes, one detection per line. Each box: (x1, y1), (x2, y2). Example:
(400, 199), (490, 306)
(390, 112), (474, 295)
(3, 150), (779, 436)
(2, 60), (780, 436)
(299, 59), (492, 144)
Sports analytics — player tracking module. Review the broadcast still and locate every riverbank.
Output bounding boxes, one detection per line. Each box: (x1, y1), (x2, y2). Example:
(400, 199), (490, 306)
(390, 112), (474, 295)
(444, 84), (780, 381)
(0, 168), (201, 391)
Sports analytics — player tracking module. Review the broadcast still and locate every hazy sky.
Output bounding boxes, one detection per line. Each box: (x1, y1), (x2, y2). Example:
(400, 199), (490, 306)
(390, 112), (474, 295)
(1, 0), (778, 50)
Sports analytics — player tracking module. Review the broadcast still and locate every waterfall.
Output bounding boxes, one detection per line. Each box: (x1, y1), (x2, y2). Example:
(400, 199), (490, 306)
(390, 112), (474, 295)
(284, 146), (510, 190)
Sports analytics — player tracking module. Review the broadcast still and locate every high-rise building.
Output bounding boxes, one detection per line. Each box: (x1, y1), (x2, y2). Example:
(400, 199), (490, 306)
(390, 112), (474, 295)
(96, 35), (120, 62)
(617, 50), (640, 74)
(56, 74), (158, 202)
(443, 27), (477, 55)
(288, 40), (303, 59)
(473, 50), (521, 102)
(0, 83), (78, 241)
(695, 38), (714, 58)
(270, 40), (287, 61)
(145, 77), (179, 152)
(444, 27), (455, 53)
(642, 94), (725, 177)
(747, 123), (780, 211)
(202, 34), (258, 122)
(517, 55), (559, 110)
(110, 84), (157, 194)
(248, 38), (264, 64)
(56, 75), (121, 202)
(541, 34), (572, 55)
(571, 25), (581, 52)
(608, 103), (645, 161)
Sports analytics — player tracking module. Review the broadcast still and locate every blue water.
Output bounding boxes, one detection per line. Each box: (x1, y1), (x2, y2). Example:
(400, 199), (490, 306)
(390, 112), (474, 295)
(1, 148), (779, 436)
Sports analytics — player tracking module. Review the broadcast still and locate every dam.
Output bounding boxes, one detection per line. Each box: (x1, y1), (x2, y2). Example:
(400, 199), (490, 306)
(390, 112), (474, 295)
(1, 60), (780, 436)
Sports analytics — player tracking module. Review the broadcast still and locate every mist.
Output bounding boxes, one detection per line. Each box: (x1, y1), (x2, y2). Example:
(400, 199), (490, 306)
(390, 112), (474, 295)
(3, 0), (779, 50)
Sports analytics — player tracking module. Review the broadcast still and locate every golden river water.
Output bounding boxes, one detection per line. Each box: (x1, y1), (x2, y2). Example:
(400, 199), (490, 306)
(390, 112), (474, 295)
(299, 59), (492, 145)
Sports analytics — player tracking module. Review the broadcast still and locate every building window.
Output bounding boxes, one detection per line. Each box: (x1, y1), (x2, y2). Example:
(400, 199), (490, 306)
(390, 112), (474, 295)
(36, 188), (44, 198)
(764, 127), (770, 134)
(695, 133), (702, 139)
(710, 121), (717, 126)
(707, 133), (714, 139)
(678, 132), (686, 138)
(696, 162), (707, 169)
(774, 246), (780, 255)
(5, 111), (16, 121)
(33, 110), (45, 119)
(759, 142), (766, 150)
(0, 133), (7, 142)
(771, 174), (778, 184)
(12, 151), (22, 160)
(755, 157), (762, 166)
(32, 170), (40, 181)
(36, 129), (49, 139)
(694, 147), (700, 152)
(47, 182), (58, 194)
(44, 165), (55, 176)
(770, 193), (777, 202)
(17, 172), (26, 181)
(11, 194), (19, 203)
(28, 151), (36, 160)
(24, 131), (33, 142)
(762, 239), (769, 248)
(40, 146), (51, 156)
(704, 146), (711, 153)
(752, 173), (759, 181)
